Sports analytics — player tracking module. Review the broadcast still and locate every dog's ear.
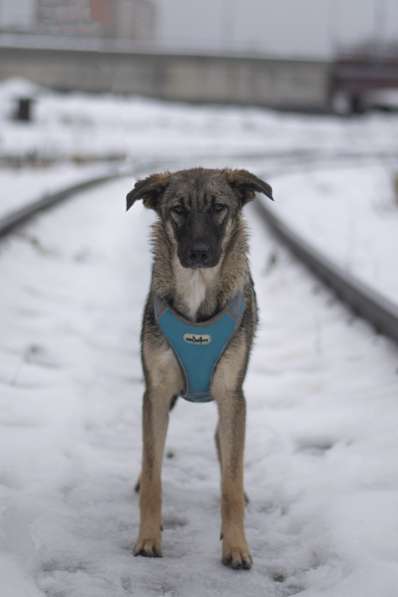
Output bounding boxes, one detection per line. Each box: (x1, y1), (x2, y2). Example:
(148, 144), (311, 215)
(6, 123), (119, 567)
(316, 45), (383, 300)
(126, 172), (170, 211)
(224, 169), (273, 206)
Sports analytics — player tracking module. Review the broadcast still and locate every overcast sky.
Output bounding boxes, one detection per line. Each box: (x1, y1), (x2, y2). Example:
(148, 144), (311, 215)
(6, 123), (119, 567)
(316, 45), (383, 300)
(1, 0), (397, 58)
(158, 0), (398, 57)
(0, 0), (34, 28)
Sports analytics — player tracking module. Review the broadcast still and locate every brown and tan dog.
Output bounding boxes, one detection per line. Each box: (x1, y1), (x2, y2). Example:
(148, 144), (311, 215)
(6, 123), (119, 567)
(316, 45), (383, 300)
(126, 168), (273, 570)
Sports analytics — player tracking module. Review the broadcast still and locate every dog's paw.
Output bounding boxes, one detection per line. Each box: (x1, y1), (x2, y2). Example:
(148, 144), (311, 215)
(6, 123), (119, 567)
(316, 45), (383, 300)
(134, 536), (162, 558)
(222, 540), (252, 570)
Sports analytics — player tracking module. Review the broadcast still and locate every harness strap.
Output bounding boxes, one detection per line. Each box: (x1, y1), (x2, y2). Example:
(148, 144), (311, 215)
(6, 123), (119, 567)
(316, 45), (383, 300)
(154, 291), (245, 403)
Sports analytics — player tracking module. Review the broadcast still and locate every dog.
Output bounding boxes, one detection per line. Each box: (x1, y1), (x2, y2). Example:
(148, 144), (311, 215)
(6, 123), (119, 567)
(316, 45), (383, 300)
(126, 167), (273, 570)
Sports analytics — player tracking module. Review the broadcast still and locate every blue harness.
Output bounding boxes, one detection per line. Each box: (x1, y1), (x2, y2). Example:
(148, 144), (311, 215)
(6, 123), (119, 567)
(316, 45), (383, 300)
(154, 292), (245, 403)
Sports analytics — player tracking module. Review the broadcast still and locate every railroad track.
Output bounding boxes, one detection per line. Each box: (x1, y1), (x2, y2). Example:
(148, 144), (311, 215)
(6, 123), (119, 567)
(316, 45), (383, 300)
(1, 154), (398, 346)
(0, 171), (121, 239)
(1, 158), (397, 596)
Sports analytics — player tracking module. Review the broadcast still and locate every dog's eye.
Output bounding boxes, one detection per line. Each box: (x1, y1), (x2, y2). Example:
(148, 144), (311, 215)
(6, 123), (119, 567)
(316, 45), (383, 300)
(214, 203), (227, 213)
(172, 205), (185, 215)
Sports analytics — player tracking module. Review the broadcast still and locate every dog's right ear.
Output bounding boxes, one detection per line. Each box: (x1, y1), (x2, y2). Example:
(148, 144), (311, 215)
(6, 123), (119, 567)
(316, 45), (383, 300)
(126, 172), (170, 211)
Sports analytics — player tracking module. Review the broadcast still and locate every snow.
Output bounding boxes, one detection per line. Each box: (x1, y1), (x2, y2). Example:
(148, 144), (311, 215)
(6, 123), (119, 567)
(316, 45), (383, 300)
(1, 78), (398, 306)
(1, 77), (398, 594)
(0, 164), (120, 219)
(2, 78), (398, 165)
(272, 161), (398, 303)
(0, 176), (398, 596)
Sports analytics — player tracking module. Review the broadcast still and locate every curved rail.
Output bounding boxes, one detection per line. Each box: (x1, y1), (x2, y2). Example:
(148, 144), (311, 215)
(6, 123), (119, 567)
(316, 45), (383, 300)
(254, 197), (398, 345)
(1, 149), (396, 240)
(1, 156), (398, 346)
(0, 170), (127, 239)
(0, 156), (166, 239)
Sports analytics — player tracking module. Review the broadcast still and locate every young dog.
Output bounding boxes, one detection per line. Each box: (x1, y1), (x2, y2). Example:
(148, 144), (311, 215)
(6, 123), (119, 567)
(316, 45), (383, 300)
(126, 168), (273, 570)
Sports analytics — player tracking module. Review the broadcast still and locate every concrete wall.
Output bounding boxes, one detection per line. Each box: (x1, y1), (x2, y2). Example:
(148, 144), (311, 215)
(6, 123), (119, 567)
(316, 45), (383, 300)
(0, 43), (330, 110)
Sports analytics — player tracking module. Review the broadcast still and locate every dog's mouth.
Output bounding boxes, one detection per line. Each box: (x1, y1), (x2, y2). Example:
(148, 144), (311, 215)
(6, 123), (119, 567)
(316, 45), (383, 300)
(178, 258), (219, 270)
(181, 262), (216, 270)
(178, 250), (220, 269)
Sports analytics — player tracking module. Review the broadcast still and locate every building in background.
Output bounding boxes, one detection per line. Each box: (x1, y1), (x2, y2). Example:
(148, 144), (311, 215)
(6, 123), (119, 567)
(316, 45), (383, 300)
(35, 0), (100, 36)
(107, 0), (156, 41)
(0, 0), (156, 41)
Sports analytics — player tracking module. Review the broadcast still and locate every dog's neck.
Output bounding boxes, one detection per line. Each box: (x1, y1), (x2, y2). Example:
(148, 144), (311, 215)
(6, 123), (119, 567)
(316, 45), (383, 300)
(151, 219), (249, 322)
(171, 259), (220, 320)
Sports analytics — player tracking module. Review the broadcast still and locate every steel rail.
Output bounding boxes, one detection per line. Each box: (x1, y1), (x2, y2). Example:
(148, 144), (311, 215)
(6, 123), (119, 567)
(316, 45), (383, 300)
(254, 197), (398, 345)
(0, 158), (165, 239)
(0, 172), (121, 239)
(1, 149), (396, 240)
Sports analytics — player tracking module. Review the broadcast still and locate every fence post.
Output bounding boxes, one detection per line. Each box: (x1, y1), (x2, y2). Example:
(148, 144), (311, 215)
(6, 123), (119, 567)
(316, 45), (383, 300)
(14, 97), (34, 123)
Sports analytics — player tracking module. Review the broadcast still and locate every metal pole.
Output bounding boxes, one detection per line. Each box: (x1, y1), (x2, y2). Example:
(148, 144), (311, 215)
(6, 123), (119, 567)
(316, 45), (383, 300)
(328, 0), (339, 55)
(374, 0), (386, 56)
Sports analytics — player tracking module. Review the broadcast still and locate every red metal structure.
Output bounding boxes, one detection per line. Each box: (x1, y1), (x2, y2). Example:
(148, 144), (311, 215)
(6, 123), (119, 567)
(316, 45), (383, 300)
(330, 45), (398, 113)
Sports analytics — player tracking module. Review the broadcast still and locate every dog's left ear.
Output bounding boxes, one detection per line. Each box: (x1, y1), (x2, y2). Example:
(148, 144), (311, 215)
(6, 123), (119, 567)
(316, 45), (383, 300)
(126, 172), (170, 211)
(224, 169), (273, 206)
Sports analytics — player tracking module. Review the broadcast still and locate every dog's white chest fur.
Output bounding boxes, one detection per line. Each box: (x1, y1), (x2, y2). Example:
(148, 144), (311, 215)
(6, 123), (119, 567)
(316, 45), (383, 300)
(173, 258), (219, 321)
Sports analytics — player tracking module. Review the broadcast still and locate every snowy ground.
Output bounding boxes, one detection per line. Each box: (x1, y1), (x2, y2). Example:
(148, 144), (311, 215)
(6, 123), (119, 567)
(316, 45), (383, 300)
(2, 78), (398, 164)
(272, 161), (398, 304)
(1, 78), (398, 303)
(1, 77), (398, 595)
(0, 164), (122, 220)
(1, 176), (398, 597)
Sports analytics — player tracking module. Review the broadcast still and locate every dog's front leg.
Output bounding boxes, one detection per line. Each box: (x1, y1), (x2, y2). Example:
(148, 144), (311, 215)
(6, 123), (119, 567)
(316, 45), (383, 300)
(134, 340), (182, 558)
(134, 388), (170, 557)
(216, 390), (252, 570)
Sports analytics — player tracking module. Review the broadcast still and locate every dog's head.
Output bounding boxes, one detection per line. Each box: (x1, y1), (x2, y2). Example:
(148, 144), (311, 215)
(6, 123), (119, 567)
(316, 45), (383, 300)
(126, 168), (272, 269)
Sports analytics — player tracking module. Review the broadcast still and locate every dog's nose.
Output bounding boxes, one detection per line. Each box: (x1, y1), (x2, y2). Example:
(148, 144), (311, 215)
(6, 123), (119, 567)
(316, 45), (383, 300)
(188, 243), (210, 267)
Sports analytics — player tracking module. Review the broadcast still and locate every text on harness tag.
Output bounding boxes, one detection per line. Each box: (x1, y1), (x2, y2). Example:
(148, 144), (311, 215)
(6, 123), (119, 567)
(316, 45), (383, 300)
(183, 333), (211, 345)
